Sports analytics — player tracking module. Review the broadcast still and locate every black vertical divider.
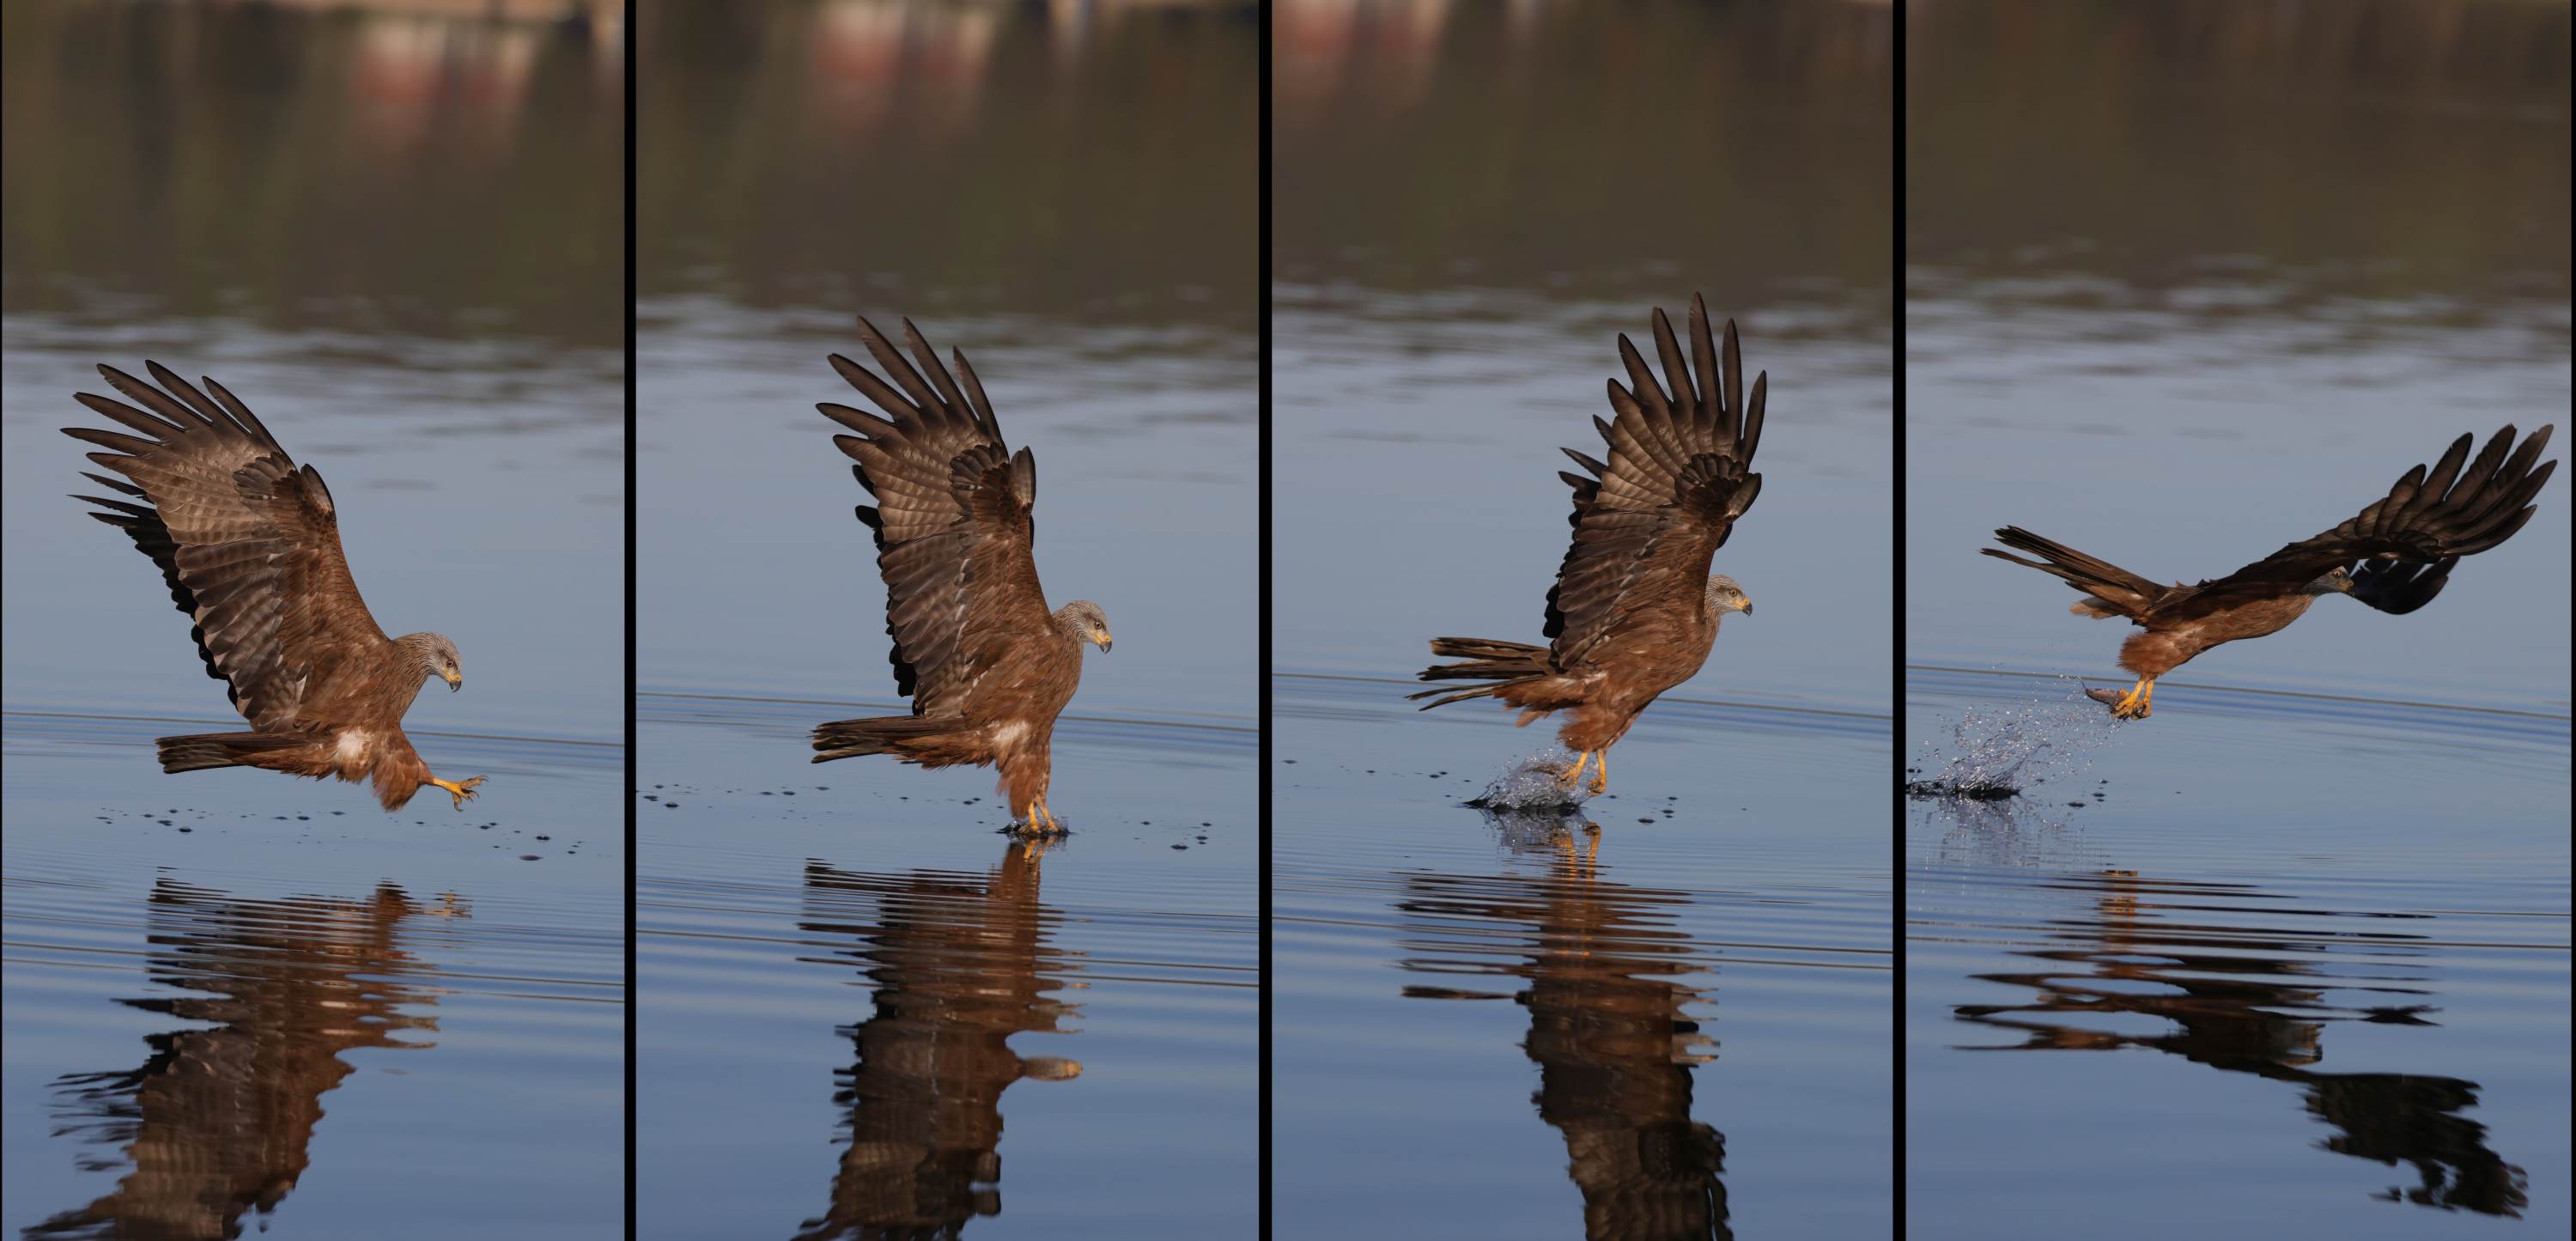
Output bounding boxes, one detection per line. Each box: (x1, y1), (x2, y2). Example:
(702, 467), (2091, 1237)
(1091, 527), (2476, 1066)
(1889, 4), (1909, 1235)
(622, 3), (640, 1237)
(1255, 3), (1277, 1235)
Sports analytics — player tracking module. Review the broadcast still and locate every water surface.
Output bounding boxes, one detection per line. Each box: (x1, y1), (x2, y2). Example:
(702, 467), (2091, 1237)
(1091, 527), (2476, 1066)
(3, 718), (625, 1240)
(1905, 668), (2571, 1238)
(1273, 675), (1893, 1240)
(634, 694), (1257, 1239)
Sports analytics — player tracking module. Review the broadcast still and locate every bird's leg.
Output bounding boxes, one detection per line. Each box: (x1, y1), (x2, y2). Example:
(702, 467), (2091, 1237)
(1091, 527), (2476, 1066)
(428, 775), (485, 810)
(1588, 751), (1609, 796)
(2111, 678), (2156, 721)
(1031, 792), (1062, 835)
(1558, 751), (1592, 788)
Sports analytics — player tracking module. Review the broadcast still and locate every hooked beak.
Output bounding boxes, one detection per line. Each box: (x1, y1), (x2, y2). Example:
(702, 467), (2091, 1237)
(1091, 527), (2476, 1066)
(1738, 599), (1754, 616)
(1094, 634), (1114, 654)
(444, 673), (463, 692)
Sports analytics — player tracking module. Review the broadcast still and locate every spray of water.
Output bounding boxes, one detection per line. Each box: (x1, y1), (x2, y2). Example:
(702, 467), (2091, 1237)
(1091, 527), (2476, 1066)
(1906, 679), (2117, 801)
(1464, 746), (1589, 813)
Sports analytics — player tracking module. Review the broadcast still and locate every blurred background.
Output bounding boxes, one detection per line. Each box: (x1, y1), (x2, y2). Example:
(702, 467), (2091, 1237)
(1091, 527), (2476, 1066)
(1905, 5), (2571, 1239)
(634, 4), (1259, 1238)
(3, 3), (624, 1238)
(1272, 3), (1896, 1240)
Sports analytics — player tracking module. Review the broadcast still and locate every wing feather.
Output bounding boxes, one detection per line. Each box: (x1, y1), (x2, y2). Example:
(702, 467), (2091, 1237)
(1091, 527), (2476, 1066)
(2195, 424), (2556, 614)
(1544, 296), (1765, 666)
(823, 317), (1054, 715)
(64, 365), (392, 729)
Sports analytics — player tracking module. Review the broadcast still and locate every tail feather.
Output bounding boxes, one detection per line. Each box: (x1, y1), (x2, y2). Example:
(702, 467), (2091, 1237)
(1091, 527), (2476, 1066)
(811, 715), (961, 763)
(1982, 526), (2166, 617)
(155, 732), (302, 775)
(1412, 636), (1552, 711)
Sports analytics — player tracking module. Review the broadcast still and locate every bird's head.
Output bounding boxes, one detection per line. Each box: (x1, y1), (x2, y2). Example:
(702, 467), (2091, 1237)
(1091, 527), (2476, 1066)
(1706, 575), (1753, 617)
(2307, 567), (2357, 598)
(402, 633), (465, 691)
(1058, 600), (1113, 653)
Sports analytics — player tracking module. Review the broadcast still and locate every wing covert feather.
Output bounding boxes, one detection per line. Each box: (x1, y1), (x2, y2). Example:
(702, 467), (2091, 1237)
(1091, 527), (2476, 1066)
(64, 365), (391, 730)
(823, 318), (1054, 714)
(1544, 297), (1765, 667)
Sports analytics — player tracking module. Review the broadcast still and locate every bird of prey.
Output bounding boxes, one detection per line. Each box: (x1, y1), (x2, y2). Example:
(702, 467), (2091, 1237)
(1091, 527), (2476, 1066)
(1985, 423), (2557, 719)
(64, 364), (483, 810)
(1413, 295), (1763, 794)
(810, 317), (1111, 834)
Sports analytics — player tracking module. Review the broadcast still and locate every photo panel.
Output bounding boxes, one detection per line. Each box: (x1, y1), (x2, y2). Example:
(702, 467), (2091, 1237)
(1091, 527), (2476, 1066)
(631, 2), (1259, 1236)
(1272, 2), (1897, 1237)
(1, 3), (628, 1237)
(1903, 2), (2572, 1236)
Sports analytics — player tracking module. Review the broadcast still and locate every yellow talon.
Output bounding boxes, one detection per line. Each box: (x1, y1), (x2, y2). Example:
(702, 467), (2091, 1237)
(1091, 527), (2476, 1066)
(1588, 753), (1608, 796)
(1020, 795), (1062, 835)
(2111, 678), (2155, 721)
(1558, 751), (1592, 788)
(430, 776), (484, 810)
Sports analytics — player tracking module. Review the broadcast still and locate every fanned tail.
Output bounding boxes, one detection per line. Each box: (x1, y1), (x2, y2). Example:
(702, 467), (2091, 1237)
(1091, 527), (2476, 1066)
(155, 732), (302, 775)
(1410, 637), (1552, 711)
(1981, 526), (2166, 619)
(811, 715), (963, 763)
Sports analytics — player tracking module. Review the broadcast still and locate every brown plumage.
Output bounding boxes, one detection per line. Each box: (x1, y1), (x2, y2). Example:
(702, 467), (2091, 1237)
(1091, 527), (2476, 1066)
(1413, 295), (1764, 794)
(1984, 423), (2557, 719)
(811, 317), (1111, 833)
(64, 363), (483, 811)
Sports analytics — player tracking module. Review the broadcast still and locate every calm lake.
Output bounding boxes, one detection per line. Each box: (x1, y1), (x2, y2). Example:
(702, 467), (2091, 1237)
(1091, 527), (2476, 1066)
(1273, 1), (1896, 1235)
(634, 3), (1259, 1236)
(2, 3), (625, 1237)
(1905, 2), (2572, 1237)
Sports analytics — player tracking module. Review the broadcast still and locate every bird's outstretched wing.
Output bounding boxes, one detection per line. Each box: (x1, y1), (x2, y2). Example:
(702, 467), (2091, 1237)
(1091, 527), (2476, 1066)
(65, 364), (386, 731)
(820, 316), (1053, 715)
(2193, 424), (2556, 615)
(1544, 295), (1764, 667)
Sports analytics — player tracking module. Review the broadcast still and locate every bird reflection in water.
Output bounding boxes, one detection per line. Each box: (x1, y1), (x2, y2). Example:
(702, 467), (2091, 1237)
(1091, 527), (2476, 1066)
(27, 876), (452, 1240)
(1954, 868), (2529, 1216)
(1397, 809), (1730, 1241)
(793, 841), (1081, 1240)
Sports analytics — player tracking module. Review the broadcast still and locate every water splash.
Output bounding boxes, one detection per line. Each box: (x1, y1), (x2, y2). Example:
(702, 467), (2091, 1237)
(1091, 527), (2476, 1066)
(1907, 680), (2117, 801)
(1475, 803), (1599, 855)
(1464, 747), (1588, 812)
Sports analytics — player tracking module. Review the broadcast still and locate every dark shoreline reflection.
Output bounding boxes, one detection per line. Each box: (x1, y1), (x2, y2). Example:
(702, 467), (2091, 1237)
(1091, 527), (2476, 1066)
(793, 843), (1081, 1241)
(1395, 810), (1730, 1241)
(1910, 0), (2569, 322)
(1954, 869), (2529, 1217)
(27, 877), (455, 1241)
(2, 0), (623, 348)
(640, 1), (1256, 331)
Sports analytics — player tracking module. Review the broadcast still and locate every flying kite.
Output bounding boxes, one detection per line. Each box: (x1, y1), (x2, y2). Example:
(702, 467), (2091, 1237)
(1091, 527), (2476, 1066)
(65, 364), (481, 810)
(1984, 423), (2556, 719)
(1413, 296), (1762, 794)
(811, 318), (1111, 834)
